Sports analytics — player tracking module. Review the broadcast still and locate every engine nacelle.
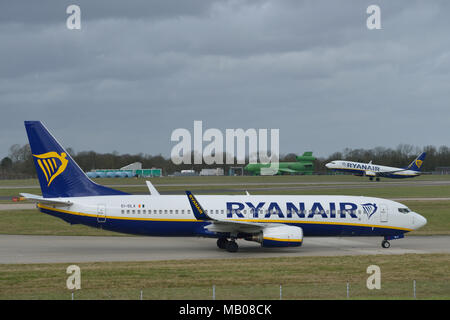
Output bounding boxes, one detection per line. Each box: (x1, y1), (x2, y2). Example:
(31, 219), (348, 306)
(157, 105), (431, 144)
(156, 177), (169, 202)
(246, 225), (303, 248)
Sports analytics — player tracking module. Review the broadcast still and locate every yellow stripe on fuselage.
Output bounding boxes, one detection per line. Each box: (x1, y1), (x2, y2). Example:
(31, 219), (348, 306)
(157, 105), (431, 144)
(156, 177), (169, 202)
(263, 237), (302, 242)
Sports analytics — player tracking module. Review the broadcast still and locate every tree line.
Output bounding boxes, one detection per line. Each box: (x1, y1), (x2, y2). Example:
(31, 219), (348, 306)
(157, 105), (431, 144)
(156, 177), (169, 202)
(1, 143), (449, 179)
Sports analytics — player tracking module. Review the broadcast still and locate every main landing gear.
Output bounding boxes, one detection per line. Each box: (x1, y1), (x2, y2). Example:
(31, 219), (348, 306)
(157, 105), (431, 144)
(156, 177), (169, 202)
(217, 237), (239, 253)
(381, 239), (391, 248)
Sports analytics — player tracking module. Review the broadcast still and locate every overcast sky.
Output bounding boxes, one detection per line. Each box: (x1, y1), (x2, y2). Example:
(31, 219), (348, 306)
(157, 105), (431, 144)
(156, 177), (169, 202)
(1, 0), (449, 161)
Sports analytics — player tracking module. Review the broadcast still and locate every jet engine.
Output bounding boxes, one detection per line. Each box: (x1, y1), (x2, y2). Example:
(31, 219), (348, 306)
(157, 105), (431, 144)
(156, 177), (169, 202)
(246, 225), (303, 247)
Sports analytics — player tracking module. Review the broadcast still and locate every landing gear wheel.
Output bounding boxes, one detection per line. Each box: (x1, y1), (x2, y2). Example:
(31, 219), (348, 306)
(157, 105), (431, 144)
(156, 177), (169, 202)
(217, 238), (228, 249)
(369, 177), (373, 181)
(376, 177), (380, 182)
(226, 240), (238, 253)
(381, 240), (390, 248)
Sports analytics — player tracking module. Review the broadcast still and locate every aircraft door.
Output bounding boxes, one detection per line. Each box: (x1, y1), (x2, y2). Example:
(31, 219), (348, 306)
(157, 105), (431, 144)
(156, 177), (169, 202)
(97, 204), (106, 223)
(379, 204), (388, 222)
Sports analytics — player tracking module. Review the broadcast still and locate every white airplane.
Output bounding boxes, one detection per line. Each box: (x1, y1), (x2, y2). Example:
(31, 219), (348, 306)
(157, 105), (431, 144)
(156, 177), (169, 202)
(325, 152), (427, 181)
(21, 121), (427, 252)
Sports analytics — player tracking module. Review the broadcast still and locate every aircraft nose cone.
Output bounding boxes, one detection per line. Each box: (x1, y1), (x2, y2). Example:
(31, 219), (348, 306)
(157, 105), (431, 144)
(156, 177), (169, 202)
(414, 213), (427, 229)
(325, 163), (331, 168)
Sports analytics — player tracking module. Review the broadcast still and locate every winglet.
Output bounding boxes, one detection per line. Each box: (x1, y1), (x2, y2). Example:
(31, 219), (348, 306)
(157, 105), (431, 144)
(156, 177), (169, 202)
(146, 181), (160, 196)
(185, 191), (212, 221)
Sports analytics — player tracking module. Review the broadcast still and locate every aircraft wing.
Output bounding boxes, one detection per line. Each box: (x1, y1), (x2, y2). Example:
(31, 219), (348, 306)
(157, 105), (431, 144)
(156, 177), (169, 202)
(20, 193), (73, 206)
(185, 191), (278, 234)
(365, 170), (376, 177)
(373, 168), (411, 177)
(278, 168), (297, 173)
(204, 219), (273, 234)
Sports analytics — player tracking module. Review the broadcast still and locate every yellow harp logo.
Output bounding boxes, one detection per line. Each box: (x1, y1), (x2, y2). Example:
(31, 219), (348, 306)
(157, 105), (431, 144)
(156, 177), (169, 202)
(415, 160), (423, 168)
(33, 152), (69, 187)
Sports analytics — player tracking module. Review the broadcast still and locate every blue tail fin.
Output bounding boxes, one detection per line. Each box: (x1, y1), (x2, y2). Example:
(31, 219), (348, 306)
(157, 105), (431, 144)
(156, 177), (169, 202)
(406, 152), (427, 172)
(25, 121), (128, 198)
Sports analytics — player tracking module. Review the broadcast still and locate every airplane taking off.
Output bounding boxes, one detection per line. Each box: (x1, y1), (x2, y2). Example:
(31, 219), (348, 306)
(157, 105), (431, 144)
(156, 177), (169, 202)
(325, 152), (427, 181)
(21, 121), (427, 252)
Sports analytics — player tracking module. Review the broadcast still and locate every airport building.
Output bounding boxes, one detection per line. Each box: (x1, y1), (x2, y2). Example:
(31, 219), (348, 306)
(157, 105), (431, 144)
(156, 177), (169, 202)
(86, 162), (162, 178)
(199, 168), (224, 176)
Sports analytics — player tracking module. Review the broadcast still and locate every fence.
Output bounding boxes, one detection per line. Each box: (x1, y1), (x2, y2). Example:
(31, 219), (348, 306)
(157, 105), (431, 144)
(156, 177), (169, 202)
(61, 280), (446, 300)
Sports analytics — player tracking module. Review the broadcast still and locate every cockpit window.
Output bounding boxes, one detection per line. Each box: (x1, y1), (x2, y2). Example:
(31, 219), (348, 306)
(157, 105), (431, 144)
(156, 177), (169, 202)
(398, 208), (411, 214)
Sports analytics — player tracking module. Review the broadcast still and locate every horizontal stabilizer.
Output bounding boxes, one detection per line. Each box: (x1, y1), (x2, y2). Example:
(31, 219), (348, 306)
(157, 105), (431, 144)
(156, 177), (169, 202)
(20, 193), (72, 206)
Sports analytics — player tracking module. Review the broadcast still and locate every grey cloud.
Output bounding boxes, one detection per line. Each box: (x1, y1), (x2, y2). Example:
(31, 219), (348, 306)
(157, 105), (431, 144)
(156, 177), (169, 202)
(1, 0), (449, 159)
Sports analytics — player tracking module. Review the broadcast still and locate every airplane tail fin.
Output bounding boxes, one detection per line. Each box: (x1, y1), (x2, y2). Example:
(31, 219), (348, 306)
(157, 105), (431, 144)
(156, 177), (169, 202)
(296, 151), (315, 162)
(406, 152), (427, 172)
(25, 121), (128, 198)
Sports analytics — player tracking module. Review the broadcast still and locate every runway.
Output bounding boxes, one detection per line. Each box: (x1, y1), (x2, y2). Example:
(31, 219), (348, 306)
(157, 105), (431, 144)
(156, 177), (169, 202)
(0, 234), (448, 264)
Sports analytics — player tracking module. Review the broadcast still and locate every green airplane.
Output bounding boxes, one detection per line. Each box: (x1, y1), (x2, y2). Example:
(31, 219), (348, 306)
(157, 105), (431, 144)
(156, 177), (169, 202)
(244, 152), (315, 175)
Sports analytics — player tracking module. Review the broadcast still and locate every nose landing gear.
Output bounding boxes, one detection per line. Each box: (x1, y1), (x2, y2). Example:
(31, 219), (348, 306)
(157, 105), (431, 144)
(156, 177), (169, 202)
(381, 234), (404, 248)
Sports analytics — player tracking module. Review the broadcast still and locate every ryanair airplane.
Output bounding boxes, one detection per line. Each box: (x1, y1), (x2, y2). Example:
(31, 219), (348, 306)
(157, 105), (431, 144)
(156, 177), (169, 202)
(21, 121), (427, 252)
(325, 152), (427, 181)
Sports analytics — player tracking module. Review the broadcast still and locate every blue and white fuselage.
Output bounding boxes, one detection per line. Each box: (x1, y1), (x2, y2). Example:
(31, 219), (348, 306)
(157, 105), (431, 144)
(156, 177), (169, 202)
(35, 194), (426, 238)
(21, 121), (427, 252)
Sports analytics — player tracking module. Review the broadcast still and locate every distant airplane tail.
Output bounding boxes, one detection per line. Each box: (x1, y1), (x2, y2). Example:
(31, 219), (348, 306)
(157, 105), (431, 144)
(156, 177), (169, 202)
(406, 152), (427, 172)
(25, 121), (128, 198)
(296, 151), (315, 162)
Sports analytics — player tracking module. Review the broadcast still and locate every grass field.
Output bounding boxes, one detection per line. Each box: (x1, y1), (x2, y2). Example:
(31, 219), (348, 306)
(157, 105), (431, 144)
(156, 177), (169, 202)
(0, 254), (448, 300)
(1, 175), (450, 199)
(1, 174), (450, 186)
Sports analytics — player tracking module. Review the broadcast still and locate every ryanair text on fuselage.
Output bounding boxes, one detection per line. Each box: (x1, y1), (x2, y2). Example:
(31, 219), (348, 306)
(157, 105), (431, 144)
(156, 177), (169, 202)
(226, 201), (374, 219)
